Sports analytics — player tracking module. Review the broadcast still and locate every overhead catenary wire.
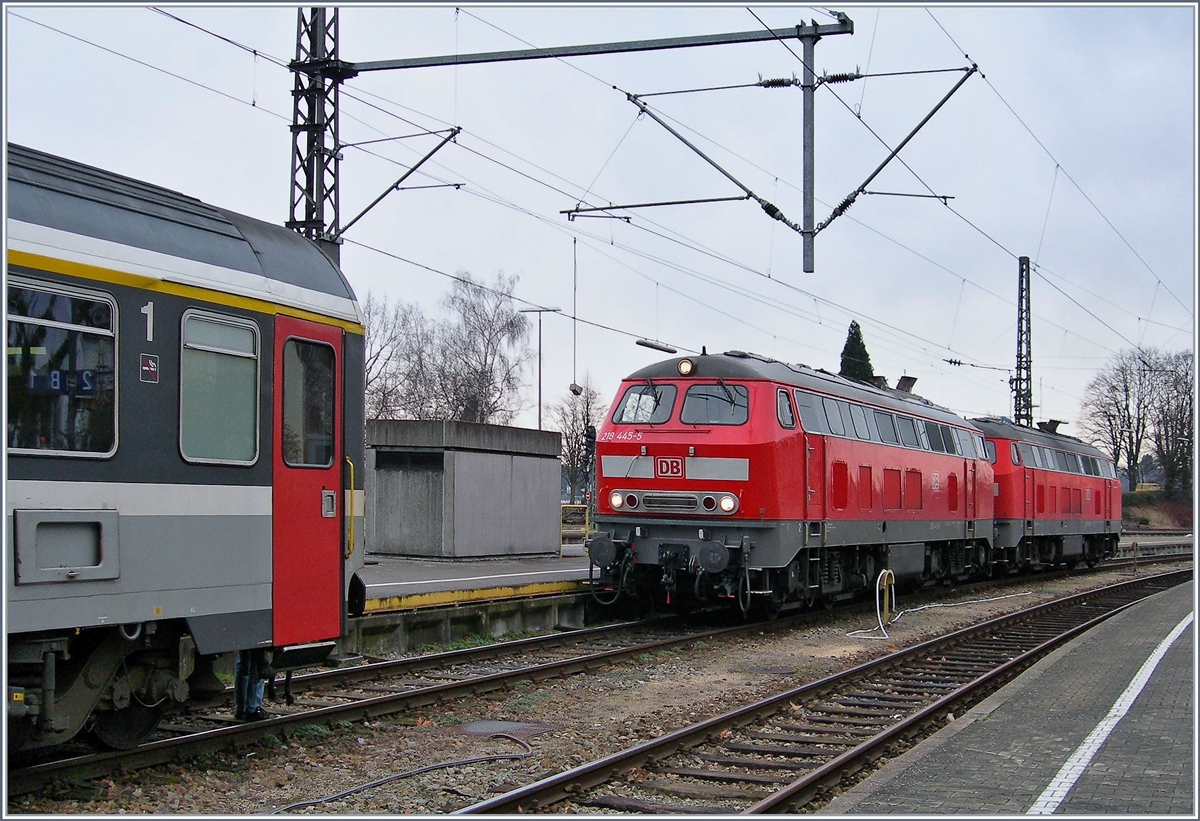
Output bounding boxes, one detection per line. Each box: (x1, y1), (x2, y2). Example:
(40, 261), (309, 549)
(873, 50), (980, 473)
(28, 8), (1171, 406)
(925, 8), (1192, 321)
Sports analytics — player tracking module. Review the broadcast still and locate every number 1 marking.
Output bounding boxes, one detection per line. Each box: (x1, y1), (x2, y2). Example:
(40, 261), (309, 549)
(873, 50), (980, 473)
(141, 302), (154, 342)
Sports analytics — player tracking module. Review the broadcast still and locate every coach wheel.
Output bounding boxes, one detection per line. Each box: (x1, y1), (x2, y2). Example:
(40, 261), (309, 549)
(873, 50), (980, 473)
(91, 702), (163, 750)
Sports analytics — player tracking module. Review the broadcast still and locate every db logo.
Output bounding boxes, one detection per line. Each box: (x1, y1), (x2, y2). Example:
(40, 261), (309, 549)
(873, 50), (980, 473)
(655, 456), (684, 478)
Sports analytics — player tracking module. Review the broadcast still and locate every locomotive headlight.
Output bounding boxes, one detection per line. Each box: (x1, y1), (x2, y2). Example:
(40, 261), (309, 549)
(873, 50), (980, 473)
(609, 491), (624, 509)
(678, 359), (694, 375)
(718, 494), (738, 513)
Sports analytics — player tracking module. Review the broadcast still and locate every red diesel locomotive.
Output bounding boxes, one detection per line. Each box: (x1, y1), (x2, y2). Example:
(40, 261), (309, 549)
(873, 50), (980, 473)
(586, 350), (998, 614)
(971, 417), (1121, 570)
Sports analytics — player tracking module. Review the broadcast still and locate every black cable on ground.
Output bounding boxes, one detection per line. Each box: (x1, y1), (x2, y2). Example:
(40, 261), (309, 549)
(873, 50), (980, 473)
(269, 732), (533, 814)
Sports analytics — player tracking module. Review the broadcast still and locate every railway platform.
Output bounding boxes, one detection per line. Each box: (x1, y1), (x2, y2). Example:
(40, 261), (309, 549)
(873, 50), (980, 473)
(821, 578), (1194, 815)
(359, 544), (593, 612)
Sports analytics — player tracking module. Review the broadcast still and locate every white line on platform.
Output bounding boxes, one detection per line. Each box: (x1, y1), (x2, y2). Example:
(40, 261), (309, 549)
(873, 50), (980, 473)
(1026, 610), (1193, 815)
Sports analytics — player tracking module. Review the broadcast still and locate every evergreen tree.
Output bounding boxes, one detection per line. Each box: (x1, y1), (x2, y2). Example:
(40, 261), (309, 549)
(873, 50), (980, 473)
(839, 321), (875, 381)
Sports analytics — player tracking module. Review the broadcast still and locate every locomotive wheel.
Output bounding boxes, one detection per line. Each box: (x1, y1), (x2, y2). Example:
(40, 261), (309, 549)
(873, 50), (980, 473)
(90, 702), (163, 750)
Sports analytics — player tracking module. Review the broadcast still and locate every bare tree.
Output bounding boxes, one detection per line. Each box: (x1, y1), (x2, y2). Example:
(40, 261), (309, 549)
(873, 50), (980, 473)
(1079, 348), (1158, 490)
(1150, 349), (1193, 497)
(550, 378), (605, 504)
(362, 274), (530, 425)
(440, 272), (530, 424)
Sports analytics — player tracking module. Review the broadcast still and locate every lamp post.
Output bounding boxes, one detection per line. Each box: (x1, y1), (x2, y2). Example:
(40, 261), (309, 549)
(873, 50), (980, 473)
(520, 307), (561, 429)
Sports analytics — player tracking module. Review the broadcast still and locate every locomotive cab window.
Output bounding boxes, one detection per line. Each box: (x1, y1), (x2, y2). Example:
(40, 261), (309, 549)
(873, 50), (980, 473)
(6, 280), (116, 456)
(180, 312), (259, 464)
(681, 382), (749, 425)
(793, 390), (826, 433)
(776, 388), (795, 428)
(282, 338), (336, 466)
(1011, 442), (1021, 465)
(612, 382), (676, 424)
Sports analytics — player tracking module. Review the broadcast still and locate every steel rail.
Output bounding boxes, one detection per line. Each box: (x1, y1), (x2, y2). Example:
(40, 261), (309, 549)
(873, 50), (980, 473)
(456, 568), (1190, 814)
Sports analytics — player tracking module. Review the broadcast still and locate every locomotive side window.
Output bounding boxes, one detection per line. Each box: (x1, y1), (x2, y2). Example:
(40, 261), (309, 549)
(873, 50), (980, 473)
(180, 312), (259, 464)
(680, 383), (749, 425)
(972, 433), (988, 460)
(282, 339), (336, 466)
(849, 404), (871, 440)
(6, 280), (116, 456)
(896, 416), (920, 448)
(924, 421), (945, 453)
(984, 439), (997, 464)
(1010, 443), (1021, 465)
(612, 383), (676, 424)
(940, 425), (960, 455)
(873, 411), (899, 445)
(793, 390), (826, 433)
(823, 397), (846, 435)
(1018, 442), (1037, 468)
(1054, 449), (1070, 472)
(776, 389), (795, 429)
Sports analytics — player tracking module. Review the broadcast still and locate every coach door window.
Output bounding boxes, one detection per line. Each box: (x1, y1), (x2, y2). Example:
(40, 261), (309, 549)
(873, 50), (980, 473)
(6, 280), (116, 456)
(180, 312), (259, 464)
(282, 339), (336, 466)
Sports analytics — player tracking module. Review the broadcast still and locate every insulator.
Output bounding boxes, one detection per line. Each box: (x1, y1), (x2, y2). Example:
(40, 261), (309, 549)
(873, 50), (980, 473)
(759, 77), (796, 88)
(760, 201), (781, 219)
(823, 72), (861, 84)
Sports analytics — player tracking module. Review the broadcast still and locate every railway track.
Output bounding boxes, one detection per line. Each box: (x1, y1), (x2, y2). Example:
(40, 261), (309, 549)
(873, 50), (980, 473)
(7, 552), (1189, 799)
(458, 568), (1191, 814)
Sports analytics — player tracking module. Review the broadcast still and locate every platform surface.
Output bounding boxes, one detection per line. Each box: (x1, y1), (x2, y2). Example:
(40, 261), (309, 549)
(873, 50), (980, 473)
(822, 577), (1194, 815)
(359, 544), (593, 611)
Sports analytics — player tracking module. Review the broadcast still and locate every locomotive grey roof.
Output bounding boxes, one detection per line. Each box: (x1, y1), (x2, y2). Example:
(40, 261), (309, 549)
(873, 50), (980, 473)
(627, 350), (976, 429)
(970, 416), (1110, 460)
(6, 143), (358, 311)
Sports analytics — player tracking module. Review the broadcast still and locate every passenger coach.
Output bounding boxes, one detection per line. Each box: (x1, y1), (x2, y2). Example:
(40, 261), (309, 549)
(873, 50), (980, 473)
(6, 144), (366, 750)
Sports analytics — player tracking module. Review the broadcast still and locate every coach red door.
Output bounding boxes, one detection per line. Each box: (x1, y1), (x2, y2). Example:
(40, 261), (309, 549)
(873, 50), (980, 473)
(272, 315), (343, 645)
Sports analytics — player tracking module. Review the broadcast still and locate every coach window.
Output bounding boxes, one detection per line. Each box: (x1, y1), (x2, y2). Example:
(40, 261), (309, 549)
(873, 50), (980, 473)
(823, 397), (846, 436)
(777, 389), (796, 429)
(874, 411), (900, 445)
(6, 279), (116, 456)
(681, 383), (749, 425)
(896, 416), (920, 448)
(181, 312), (259, 464)
(613, 383), (676, 424)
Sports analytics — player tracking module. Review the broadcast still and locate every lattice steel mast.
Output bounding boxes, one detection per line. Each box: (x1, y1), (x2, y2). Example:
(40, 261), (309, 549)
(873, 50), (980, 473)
(1011, 255), (1034, 426)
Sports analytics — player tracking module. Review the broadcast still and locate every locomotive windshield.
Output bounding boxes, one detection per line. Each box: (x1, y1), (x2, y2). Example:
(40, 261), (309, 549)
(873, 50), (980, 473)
(612, 382), (676, 424)
(681, 383), (749, 425)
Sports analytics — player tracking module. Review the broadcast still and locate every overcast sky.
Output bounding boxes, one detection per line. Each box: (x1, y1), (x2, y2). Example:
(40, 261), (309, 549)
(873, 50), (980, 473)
(5, 3), (1195, 435)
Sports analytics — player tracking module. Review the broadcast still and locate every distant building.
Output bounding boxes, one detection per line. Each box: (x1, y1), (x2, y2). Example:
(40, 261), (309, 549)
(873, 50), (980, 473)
(364, 420), (561, 559)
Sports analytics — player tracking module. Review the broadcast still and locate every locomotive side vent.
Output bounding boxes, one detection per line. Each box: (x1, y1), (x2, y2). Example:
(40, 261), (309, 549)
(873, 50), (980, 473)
(642, 493), (700, 512)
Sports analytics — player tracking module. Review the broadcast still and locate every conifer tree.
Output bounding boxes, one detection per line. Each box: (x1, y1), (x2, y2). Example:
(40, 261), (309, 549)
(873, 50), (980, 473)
(839, 320), (875, 381)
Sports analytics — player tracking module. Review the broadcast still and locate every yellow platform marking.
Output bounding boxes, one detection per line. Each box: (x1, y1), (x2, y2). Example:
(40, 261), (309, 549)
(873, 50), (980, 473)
(365, 580), (588, 613)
